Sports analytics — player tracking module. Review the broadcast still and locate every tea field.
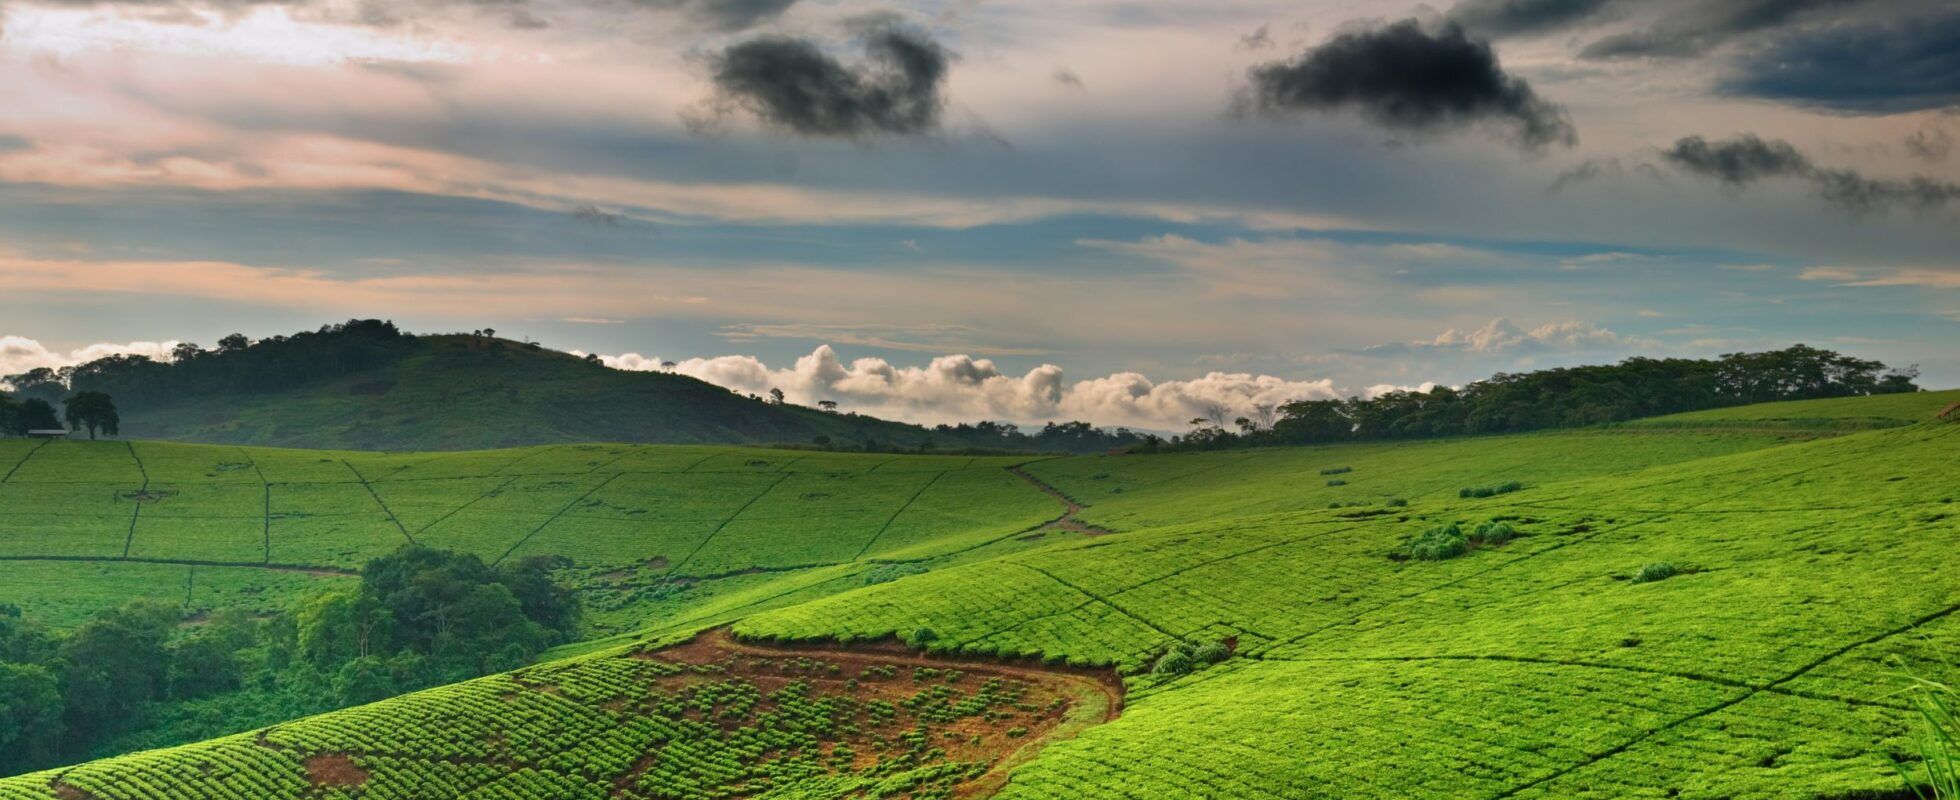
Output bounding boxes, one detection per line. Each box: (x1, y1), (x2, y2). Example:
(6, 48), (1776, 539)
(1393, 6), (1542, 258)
(2, 396), (1957, 798)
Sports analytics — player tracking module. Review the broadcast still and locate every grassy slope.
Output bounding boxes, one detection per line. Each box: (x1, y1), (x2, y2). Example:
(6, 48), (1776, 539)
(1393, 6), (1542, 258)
(1624, 387), (1960, 428)
(3, 400), (1957, 799)
(0, 439), (1059, 635)
(115, 335), (947, 451)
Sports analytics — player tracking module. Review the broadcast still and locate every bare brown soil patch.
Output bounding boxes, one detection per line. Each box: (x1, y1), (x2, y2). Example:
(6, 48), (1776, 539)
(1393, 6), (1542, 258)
(629, 628), (1123, 798)
(49, 781), (95, 800)
(302, 754), (369, 789)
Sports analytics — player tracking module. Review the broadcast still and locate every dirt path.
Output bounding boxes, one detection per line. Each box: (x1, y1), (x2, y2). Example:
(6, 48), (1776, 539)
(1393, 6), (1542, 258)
(1008, 466), (1116, 536)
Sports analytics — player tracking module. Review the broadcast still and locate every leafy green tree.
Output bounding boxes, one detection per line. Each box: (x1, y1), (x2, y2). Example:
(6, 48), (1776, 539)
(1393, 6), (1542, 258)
(56, 600), (177, 741)
(61, 391), (119, 439)
(0, 606), (54, 664)
(296, 586), (394, 667)
(167, 633), (243, 700)
(16, 398), (58, 432)
(0, 663), (63, 773)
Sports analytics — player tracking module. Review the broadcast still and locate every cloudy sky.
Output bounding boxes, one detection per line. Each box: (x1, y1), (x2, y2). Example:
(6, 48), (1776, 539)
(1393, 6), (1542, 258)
(1, 0), (1956, 429)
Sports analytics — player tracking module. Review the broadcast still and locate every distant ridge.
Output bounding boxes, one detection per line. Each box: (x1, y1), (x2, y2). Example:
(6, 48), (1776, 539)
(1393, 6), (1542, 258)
(4, 324), (971, 452)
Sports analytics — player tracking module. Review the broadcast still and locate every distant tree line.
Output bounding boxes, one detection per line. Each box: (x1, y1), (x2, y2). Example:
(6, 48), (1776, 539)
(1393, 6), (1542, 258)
(1162, 345), (1920, 452)
(3, 320), (415, 412)
(0, 546), (578, 777)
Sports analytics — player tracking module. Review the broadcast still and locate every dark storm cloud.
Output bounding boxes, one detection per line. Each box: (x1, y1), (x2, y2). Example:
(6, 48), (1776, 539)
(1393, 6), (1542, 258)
(1242, 20), (1575, 152)
(1720, 11), (1960, 113)
(1663, 134), (1810, 184)
(1580, 0), (1868, 58)
(703, 26), (951, 138)
(1663, 134), (1960, 213)
(1445, 0), (1618, 38)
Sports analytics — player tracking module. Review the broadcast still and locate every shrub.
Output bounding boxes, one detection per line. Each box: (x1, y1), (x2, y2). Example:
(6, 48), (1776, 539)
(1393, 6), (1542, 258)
(1403, 523), (1468, 561)
(1460, 481), (1524, 499)
(1319, 466), (1353, 476)
(1386, 498), (1408, 507)
(905, 627), (939, 649)
(1631, 562), (1680, 583)
(1151, 638), (1233, 677)
(1326, 479), (1348, 487)
(862, 563), (930, 586)
(1470, 520), (1518, 546)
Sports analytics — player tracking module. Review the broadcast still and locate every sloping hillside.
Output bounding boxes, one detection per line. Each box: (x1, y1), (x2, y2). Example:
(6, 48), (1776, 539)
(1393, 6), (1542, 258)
(93, 335), (950, 451)
(2, 397), (1956, 799)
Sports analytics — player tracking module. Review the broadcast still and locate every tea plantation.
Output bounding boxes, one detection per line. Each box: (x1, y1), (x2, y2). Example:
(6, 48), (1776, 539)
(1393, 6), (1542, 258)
(3, 398), (1957, 799)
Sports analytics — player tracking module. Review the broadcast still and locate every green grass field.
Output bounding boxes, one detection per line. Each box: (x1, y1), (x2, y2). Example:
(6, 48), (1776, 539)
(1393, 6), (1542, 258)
(3, 396), (1957, 799)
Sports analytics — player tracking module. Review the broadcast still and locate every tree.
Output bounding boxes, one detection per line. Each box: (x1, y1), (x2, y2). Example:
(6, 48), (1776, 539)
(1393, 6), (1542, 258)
(216, 333), (251, 353)
(169, 342), (204, 363)
(57, 601), (177, 740)
(297, 586), (393, 667)
(583, 353), (602, 365)
(660, 361), (677, 371)
(818, 400), (838, 413)
(0, 663), (63, 773)
(16, 398), (58, 433)
(167, 633), (241, 700)
(61, 391), (119, 440)
(768, 388), (786, 405)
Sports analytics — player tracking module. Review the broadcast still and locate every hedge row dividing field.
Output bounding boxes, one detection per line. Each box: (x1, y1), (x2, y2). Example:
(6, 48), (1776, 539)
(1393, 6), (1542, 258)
(3, 399), (1956, 799)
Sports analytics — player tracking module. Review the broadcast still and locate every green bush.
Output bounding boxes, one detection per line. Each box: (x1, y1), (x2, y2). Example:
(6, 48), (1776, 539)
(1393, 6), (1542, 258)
(1470, 520), (1518, 545)
(905, 627), (940, 649)
(1459, 481), (1525, 499)
(1631, 562), (1680, 583)
(1403, 524), (1469, 561)
(1151, 638), (1233, 677)
(1326, 479), (1348, 487)
(1319, 466), (1353, 476)
(1385, 498), (1408, 507)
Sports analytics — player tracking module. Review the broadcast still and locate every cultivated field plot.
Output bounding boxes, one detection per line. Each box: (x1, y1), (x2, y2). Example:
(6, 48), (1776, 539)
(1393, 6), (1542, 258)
(0, 629), (1118, 800)
(0, 441), (1063, 627)
(5, 399), (1956, 799)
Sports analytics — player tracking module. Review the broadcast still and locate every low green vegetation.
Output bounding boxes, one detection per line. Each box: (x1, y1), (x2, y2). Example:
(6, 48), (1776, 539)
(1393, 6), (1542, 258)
(2, 391), (1958, 798)
(1460, 480), (1525, 498)
(1902, 679), (1959, 798)
(1631, 561), (1681, 583)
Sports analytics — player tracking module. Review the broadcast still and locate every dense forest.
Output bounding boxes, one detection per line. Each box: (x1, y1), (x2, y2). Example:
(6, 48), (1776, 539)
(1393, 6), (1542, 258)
(0, 547), (579, 777)
(1158, 345), (1921, 451)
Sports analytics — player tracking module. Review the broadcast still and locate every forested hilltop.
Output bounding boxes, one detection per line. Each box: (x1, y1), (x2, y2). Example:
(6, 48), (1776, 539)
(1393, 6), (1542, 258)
(1161, 344), (1923, 451)
(0, 321), (1148, 453)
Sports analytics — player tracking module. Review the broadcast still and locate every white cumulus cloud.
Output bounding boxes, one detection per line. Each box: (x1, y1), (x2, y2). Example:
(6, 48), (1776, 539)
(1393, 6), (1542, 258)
(1, 336), (181, 381)
(588, 344), (1344, 431)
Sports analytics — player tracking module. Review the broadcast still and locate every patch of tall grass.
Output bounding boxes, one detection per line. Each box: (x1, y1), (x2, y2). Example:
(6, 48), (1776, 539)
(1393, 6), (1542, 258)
(1898, 679), (1959, 798)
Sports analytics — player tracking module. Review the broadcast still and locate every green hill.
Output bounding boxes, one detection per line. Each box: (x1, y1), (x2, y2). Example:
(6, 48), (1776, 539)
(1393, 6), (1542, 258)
(122, 336), (954, 451)
(2, 395), (1958, 799)
(1624, 386), (1960, 430)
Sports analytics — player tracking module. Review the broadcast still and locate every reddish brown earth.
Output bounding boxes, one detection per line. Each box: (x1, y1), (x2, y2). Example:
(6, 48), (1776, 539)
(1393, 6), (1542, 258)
(302, 754), (369, 789)
(632, 628), (1125, 798)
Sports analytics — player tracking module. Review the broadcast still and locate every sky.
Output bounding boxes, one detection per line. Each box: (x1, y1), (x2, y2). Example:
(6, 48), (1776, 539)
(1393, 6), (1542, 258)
(0, 0), (1956, 430)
